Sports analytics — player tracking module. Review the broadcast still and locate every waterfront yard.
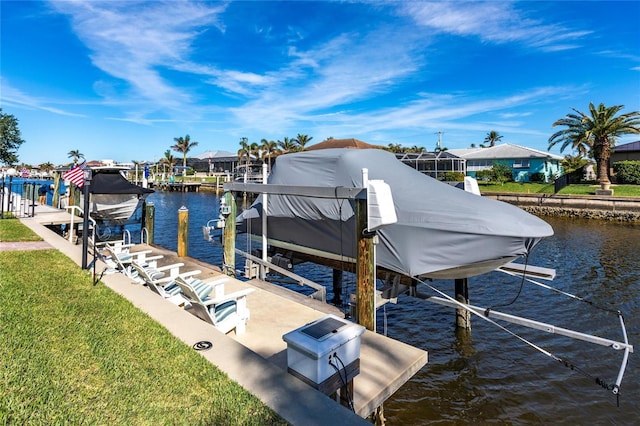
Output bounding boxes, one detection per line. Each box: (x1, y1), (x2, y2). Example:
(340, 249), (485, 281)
(0, 220), (287, 425)
(479, 182), (640, 197)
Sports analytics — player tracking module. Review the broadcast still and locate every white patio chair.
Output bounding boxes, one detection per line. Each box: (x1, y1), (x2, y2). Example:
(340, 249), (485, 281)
(175, 275), (254, 335)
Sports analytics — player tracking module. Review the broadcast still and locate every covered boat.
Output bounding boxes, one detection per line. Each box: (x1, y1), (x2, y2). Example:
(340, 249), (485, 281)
(238, 148), (553, 279)
(88, 168), (154, 223)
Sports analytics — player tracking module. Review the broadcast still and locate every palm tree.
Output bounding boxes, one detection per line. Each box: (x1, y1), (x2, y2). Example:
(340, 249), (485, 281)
(561, 154), (590, 173)
(249, 142), (260, 169)
(160, 149), (176, 174)
(548, 102), (640, 186)
(277, 136), (297, 154)
(237, 137), (251, 174)
(67, 149), (84, 165)
(39, 162), (54, 175)
(293, 134), (313, 151)
(385, 143), (404, 153)
(260, 139), (279, 172)
(171, 134), (199, 168)
(483, 131), (503, 147)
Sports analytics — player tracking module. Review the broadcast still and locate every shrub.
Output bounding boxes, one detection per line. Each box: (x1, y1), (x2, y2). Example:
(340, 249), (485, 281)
(613, 161), (640, 184)
(443, 172), (465, 181)
(492, 161), (514, 184)
(530, 172), (546, 183)
(475, 170), (492, 182)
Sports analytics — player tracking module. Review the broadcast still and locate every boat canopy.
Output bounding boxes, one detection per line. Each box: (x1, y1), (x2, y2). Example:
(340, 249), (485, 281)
(239, 148), (554, 279)
(89, 168), (154, 195)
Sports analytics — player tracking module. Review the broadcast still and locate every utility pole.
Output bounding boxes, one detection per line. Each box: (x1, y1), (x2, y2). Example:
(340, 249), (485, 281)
(435, 131), (444, 151)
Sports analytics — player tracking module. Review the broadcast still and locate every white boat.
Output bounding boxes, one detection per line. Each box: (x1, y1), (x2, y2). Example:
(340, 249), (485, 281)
(82, 167), (153, 224)
(237, 148), (553, 280)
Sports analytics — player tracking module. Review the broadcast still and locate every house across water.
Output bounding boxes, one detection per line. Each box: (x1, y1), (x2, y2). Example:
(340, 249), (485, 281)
(450, 143), (564, 183)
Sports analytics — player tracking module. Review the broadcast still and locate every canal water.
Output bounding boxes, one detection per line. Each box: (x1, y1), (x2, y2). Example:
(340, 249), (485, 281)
(145, 191), (639, 425)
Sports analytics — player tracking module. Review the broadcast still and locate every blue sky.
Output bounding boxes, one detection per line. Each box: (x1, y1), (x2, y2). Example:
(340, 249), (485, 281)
(2, 0), (639, 166)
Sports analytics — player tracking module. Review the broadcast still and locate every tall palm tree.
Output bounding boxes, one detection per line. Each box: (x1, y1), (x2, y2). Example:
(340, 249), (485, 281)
(67, 149), (84, 165)
(293, 134), (313, 151)
(483, 130), (503, 147)
(171, 134), (199, 168)
(277, 136), (297, 154)
(260, 138), (279, 172)
(548, 102), (640, 186)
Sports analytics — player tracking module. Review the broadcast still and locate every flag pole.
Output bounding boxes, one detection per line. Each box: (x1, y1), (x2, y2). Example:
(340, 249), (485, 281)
(81, 168), (92, 269)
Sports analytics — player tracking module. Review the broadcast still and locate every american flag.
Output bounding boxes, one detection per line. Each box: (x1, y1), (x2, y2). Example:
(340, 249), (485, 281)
(64, 160), (87, 187)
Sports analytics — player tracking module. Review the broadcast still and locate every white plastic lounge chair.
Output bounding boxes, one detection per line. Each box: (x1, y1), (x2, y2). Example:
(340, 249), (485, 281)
(130, 261), (201, 306)
(102, 243), (163, 280)
(175, 275), (254, 335)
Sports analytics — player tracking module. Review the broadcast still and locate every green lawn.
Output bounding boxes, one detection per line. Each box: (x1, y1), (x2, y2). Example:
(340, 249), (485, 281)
(0, 222), (287, 425)
(0, 218), (43, 242)
(478, 182), (640, 197)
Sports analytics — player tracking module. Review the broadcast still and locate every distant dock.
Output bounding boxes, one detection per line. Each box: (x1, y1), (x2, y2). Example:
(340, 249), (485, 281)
(157, 182), (202, 192)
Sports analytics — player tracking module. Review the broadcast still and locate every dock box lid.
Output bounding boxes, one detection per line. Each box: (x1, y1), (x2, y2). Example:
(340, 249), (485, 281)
(282, 314), (366, 359)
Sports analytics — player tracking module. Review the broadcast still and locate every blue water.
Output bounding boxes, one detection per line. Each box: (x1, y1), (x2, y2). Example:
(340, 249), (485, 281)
(1, 177), (67, 207)
(146, 190), (639, 425)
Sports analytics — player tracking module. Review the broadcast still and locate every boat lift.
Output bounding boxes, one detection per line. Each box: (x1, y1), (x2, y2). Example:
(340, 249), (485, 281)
(207, 164), (632, 399)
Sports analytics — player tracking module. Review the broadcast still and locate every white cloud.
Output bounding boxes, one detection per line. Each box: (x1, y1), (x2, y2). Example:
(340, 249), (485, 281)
(397, 1), (591, 51)
(0, 79), (86, 117)
(47, 0), (227, 115)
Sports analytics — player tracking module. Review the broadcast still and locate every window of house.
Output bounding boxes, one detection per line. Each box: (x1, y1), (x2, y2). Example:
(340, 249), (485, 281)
(512, 159), (530, 168)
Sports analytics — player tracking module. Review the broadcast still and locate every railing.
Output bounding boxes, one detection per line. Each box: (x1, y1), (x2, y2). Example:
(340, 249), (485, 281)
(554, 170), (582, 193)
(1, 180), (37, 218)
(66, 205), (96, 245)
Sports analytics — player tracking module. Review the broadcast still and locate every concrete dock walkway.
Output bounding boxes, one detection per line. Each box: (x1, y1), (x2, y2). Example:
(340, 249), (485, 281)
(16, 209), (427, 425)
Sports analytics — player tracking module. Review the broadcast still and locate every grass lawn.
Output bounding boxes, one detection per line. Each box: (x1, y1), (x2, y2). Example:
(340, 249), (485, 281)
(0, 218), (43, 242)
(0, 222), (287, 425)
(478, 182), (640, 197)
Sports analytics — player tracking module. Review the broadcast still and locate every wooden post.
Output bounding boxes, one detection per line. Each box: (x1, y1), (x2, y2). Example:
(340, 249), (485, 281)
(144, 202), (155, 245)
(52, 171), (60, 208)
(177, 206), (188, 257)
(356, 197), (375, 331)
(223, 191), (236, 276)
(455, 278), (471, 329)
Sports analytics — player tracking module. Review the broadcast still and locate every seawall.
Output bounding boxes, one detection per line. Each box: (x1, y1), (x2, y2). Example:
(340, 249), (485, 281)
(483, 193), (640, 222)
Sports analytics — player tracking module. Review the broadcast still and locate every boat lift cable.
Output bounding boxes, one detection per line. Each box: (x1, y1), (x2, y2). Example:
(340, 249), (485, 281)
(414, 276), (631, 405)
(498, 267), (624, 315)
(485, 255), (529, 316)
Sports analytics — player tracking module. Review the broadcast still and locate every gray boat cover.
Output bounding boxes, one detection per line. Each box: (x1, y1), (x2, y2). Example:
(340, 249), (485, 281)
(239, 149), (553, 279)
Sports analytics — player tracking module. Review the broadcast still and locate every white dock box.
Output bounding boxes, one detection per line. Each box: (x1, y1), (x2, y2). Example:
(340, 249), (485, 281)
(282, 314), (365, 386)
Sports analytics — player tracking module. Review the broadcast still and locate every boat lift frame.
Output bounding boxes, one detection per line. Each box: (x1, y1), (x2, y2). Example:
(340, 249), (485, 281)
(223, 166), (379, 330)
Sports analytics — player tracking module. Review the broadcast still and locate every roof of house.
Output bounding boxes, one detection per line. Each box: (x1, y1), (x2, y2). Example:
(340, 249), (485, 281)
(306, 138), (384, 150)
(614, 140), (640, 152)
(192, 150), (237, 160)
(449, 143), (564, 161)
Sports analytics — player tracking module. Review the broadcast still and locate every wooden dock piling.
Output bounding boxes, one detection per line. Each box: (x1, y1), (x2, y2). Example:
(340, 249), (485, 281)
(455, 278), (471, 329)
(177, 206), (188, 257)
(144, 202), (155, 244)
(223, 191), (236, 275)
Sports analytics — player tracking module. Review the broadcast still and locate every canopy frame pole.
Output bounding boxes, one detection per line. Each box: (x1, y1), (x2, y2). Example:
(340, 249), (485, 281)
(261, 163), (268, 280)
